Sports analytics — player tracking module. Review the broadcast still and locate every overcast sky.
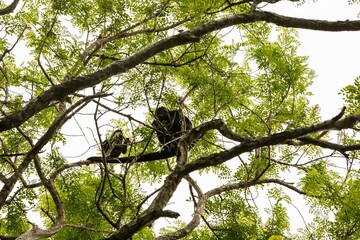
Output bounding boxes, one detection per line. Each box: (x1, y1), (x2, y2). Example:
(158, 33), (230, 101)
(266, 1), (360, 119)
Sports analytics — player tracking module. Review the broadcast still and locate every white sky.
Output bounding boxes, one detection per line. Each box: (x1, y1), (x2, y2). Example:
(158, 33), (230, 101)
(266, 0), (360, 119)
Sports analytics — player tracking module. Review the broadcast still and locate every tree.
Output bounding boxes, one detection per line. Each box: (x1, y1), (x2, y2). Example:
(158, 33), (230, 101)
(1, 0), (360, 239)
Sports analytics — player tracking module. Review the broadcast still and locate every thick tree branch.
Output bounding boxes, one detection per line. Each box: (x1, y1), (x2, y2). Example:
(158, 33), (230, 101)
(79, 108), (360, 239)
(0, 234), (16, 240)
(10, 128), (65, 239)
(156, 175), (205, 240)
(2, 11), (360, 132)
(0, 0), (20, 15)
(89, 108), (360, 168)
(106, 210), (180, 240)
(0, 93), (107, 208)
(255, 10), (360, 31)
(293, 136), (360, 155)
(183, 108), (358, 174)
(157, 178), (305, 239)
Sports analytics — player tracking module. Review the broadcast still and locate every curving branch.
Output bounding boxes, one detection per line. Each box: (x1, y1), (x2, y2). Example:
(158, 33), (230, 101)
(10, 128), (65, 239)
(2, 11), (360, 132)
(9, 107), (358, 239)
(156, 178), (305, 239)
(87, 107), (360, 167)
(0, 0), (20, 16)
(0, 26), (27, 62)
(291, 136), (360, 156)
(0, 93), (109, 209)
(183, 108), (358, 174)
(105, 109), (355, 239)
(205, 178), (306, 197)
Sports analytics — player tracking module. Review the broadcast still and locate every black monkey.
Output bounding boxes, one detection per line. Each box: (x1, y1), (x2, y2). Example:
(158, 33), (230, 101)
(152, 107), (192, 153)
(102, 129), (129, 158)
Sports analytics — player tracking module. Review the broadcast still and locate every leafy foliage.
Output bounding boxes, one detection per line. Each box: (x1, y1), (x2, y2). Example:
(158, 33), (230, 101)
(0, 0), (360, 239)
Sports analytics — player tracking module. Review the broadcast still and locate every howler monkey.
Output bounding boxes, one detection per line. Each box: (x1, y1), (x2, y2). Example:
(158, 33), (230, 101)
(152, 106), (192, 153)
(102, 129), (129, 158)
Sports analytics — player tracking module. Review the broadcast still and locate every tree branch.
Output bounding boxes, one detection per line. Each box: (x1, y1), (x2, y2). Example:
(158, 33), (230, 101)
(100, 108), (359, 239)
(294, 136), (360, 155)
(183, 108), (358, 174)
(0, 93), (108, 208)
(0, 0), (20, 16)
(86, 150), (176, 163)
(157, 177), (305, 239)
(2, 11), (360, 132)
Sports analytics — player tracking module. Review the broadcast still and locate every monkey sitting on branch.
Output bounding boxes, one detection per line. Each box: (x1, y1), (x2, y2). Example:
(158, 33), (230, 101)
(102, 129), (129, 158)
(152, 106), (192, 154)
(87, 107), (193, 163)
